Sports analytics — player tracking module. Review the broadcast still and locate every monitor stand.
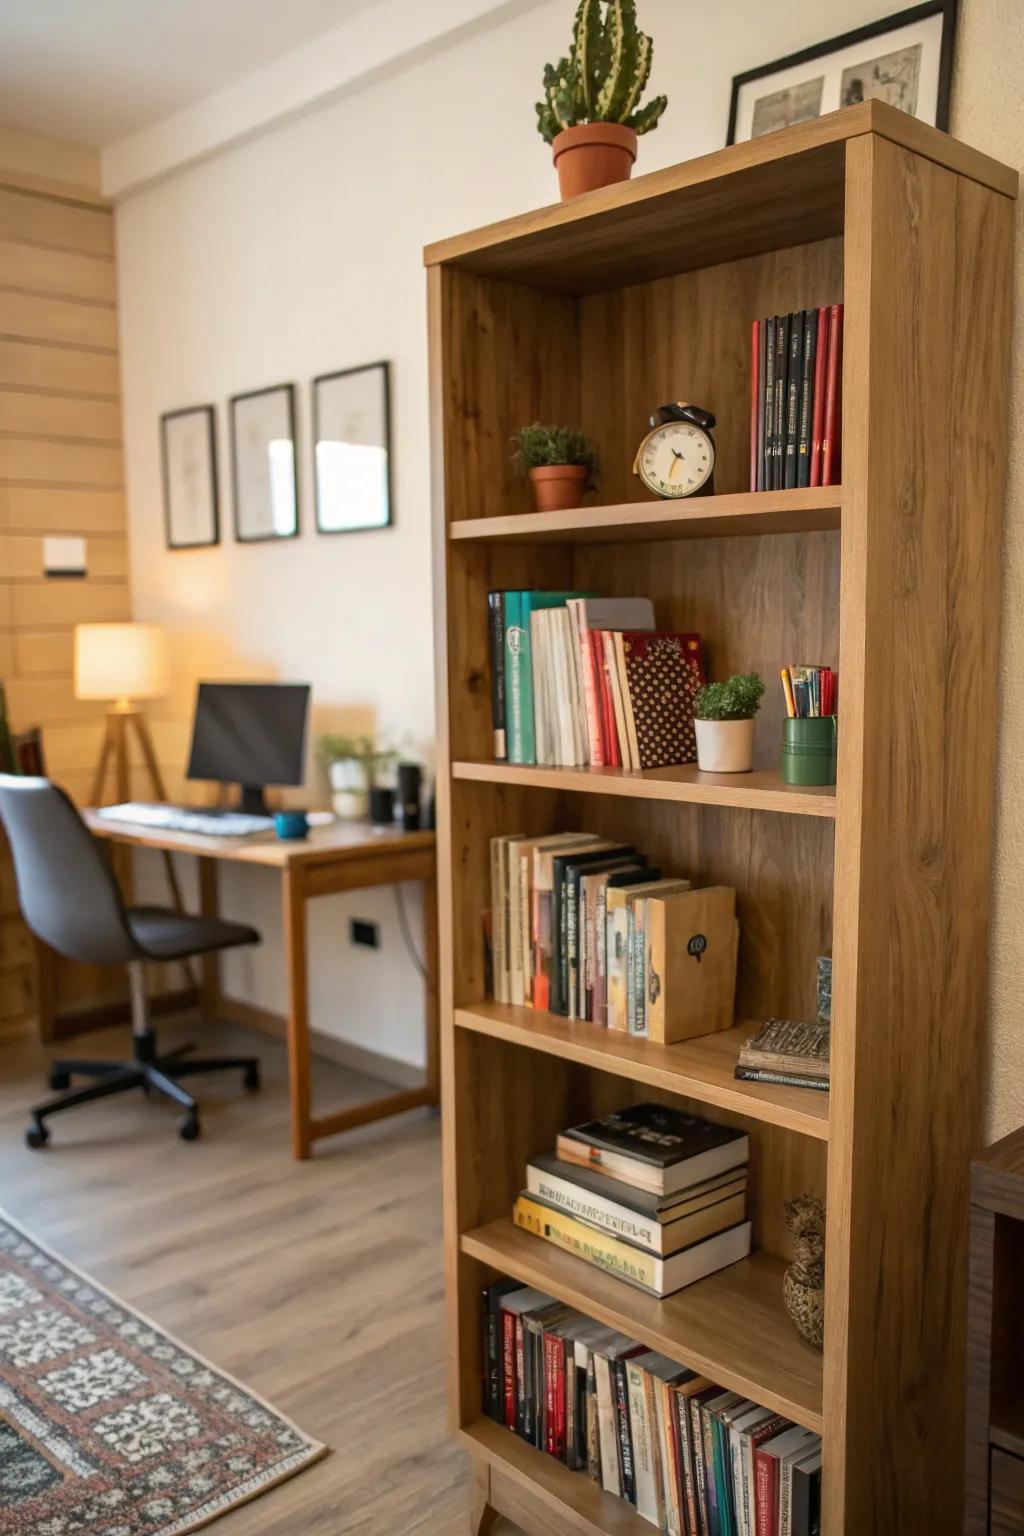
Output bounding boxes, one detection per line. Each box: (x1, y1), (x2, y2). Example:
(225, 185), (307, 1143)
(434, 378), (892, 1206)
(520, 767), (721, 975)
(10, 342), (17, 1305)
(237, 784), (270, 817)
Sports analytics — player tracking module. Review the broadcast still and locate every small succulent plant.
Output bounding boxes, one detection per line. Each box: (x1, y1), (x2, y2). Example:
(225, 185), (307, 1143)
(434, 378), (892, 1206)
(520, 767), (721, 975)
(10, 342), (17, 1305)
(511, 424), (599, 489)
(694, 674), (766, 722)
(536, 0), (668, 145)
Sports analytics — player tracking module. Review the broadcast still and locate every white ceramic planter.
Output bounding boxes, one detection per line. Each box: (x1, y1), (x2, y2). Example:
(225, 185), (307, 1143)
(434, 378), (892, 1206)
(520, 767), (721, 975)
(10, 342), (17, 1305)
(694, 716), (755, 774)
(328, 760), (369, 820)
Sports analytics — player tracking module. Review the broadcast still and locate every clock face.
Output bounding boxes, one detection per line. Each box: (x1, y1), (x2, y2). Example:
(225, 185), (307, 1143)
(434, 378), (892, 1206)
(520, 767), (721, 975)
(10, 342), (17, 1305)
(638, 423), (715, 498)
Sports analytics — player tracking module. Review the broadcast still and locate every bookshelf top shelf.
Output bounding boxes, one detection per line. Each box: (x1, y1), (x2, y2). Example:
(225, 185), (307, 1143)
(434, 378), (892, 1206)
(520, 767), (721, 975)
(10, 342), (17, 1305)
(424, 102), (1016, 294)
(449, 488), (841, 545)
(462, 1219), (824, 1433)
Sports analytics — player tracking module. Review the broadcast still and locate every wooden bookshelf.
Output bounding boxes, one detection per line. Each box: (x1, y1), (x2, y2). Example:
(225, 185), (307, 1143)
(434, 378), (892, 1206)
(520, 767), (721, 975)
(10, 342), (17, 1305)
(428, 102), (1016, 1535)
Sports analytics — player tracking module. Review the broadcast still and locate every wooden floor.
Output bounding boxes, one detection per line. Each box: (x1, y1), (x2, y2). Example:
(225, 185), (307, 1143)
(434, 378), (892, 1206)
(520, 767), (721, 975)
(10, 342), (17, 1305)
(0, 1015), (523, 1536)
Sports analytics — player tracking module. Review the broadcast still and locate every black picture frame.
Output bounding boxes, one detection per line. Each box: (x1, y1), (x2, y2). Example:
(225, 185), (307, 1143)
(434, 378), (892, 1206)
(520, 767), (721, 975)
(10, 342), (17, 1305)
(312, 360), (393, 536)
(726, 0), (959, 146)
(160, 404), (219, 550)
(229, 382), (300, 544)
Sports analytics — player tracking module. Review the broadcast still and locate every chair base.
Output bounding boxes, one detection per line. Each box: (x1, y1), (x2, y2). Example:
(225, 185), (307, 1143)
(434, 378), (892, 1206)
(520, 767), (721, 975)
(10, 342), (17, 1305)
(27, 1032), (260, 1148)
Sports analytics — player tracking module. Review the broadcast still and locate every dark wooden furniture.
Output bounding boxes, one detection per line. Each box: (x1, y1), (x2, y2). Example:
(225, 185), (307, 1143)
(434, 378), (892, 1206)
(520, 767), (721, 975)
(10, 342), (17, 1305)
(965, 1125), (1024, 1534)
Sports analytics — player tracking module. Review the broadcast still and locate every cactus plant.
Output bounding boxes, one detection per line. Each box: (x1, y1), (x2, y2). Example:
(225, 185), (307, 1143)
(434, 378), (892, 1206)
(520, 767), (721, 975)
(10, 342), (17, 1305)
(536, 0), (667, 144)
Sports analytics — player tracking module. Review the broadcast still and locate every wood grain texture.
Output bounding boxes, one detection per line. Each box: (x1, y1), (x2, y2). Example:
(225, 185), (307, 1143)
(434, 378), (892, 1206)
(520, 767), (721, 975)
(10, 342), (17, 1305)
(425, 104), (1015, 295)
(822, 136), (1014, 1535)
(454, 1002), (829, 1139)
(991, 1449), (1024, 1536)
(466, 1420), (648, 1535)
(462, 1218), (823, 1432)
(450, 487), (842, 544)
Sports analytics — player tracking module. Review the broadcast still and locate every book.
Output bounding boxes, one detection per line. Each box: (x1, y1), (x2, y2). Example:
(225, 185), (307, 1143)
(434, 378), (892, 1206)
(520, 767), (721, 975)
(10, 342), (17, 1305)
(796, 309), (817, 489)
(733, 1067), (829, 1092)
(756, 316), (767, 494)
(524, 1173), (748, 1263)
(568, 597), (656, 767)
(489, 833), (525, 1004)
(821, 302), (843, 486)
(736, 1018), (830, 1079)
(504, 591), (589, 764)
(514, 1193), (752, 1298)
(620, 631), (703, 770)
(773, 313), (789, 489)
(551, 843), (632, 1016)
(750, 319), (760, 493)
(579, 861), (646, 1022)
(560, 1102), (750, 1197)
(531, 835), (601, 1011)
(605, 877), (691, 1032)
(755, 1425), (815, 1536)
(779, 1433), (820, 1536)
(763, 316), (775, 492)
(510, 833), (587, 1007)
(487, 592), (507, 759)
(594, 629), (621, 768)
(646, 884), (738, 1045)
(790, 1446), (823, 1536)
(482, 1279), (523, 1421)
(809, 306), (829, 488)
(784, 311), (803, 489)
(499, 1286), (556, 1429)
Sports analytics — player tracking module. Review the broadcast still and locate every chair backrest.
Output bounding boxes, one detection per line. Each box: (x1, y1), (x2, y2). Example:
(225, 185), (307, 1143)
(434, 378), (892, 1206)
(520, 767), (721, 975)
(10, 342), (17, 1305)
(0, 776), (138, 966)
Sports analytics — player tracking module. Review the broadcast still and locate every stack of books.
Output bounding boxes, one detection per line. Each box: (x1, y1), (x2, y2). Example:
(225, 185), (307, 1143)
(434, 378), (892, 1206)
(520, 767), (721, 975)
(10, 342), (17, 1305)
(487, 590), (705, 769)
(489, 830), (737, 1042)
(734, 1019), (830, 1093)
(750, 305), (843, 491)
(483, 1282), (822, 1533)
(513, 1103), (751, 1299)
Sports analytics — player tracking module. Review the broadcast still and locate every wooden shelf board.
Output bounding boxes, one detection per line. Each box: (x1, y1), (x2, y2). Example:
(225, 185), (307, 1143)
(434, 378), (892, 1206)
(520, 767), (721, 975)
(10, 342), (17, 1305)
(452, 760), (837, 819)
(461, 1218), (823, 1433)
(991, 1399), (1024, 1459)
(454, 1003), (829, 1141)
(424, 103), (1015, 294)
(450, 488), (842, 546)
(462, 1418), (649, 1535)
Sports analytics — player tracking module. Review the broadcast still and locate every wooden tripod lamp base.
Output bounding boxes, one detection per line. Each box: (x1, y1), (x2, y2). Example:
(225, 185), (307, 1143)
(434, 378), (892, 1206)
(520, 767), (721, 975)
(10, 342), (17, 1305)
(90, 704), (169, 809)
(74, 623), (171, 809)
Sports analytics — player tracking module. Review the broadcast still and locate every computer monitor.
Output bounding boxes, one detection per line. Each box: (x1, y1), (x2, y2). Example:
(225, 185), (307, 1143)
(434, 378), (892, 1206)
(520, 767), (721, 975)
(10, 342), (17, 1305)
(186, 682), (311, 816)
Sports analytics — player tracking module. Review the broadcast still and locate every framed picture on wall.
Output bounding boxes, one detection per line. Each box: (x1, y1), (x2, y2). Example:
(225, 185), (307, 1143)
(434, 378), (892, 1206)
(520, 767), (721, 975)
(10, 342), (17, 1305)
(160, 404), (219, 549)
(727, 0), (958, 145)
(312, 361), (392, 535)
(230, 383), (299, 542)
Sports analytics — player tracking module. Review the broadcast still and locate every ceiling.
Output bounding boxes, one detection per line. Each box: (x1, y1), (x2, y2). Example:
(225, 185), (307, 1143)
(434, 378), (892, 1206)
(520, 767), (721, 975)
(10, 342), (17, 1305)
(0, 0), (380, 147)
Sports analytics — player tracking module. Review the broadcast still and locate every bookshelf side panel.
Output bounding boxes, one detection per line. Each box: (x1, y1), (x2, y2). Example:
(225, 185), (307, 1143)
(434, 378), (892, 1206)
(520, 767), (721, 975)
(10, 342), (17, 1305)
(824, 138), (1013, 1534)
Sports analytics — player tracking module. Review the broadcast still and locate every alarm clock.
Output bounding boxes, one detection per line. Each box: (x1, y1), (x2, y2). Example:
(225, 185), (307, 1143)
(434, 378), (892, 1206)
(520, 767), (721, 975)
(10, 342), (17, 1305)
(633, 403), (716, 499)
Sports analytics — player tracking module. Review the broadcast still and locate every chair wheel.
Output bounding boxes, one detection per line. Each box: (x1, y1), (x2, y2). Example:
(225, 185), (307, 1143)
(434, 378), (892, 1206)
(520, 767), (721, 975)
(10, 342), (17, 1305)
(177, 1114), (201, 1142)
(48, 1068), (70, 1091)
(26, 1123), (49, 1150)
(243, 1064), (261, 1092)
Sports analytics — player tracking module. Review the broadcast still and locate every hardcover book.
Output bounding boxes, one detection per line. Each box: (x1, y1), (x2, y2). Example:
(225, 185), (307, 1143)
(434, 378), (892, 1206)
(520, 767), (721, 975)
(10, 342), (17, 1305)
(620, 632), (703, 770)
(560, 1103), (749, 1196)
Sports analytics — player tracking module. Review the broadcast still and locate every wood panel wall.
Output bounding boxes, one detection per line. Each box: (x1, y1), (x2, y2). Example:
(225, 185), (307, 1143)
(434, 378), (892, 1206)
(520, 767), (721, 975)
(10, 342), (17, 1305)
(0, 127), (130, 1037)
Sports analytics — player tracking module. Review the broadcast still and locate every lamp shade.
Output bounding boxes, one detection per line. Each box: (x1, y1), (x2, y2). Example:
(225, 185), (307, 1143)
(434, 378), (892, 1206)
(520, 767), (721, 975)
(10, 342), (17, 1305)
(74, 623), (169, 703)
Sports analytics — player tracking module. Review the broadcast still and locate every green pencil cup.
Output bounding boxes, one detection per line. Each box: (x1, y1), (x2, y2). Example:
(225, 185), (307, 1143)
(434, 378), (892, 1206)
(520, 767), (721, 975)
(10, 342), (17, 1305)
(781, 716), (837, 786)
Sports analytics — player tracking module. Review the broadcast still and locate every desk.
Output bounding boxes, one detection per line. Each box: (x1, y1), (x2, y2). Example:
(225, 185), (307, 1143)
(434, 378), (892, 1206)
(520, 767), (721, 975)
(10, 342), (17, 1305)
(79, 814), (439, 1160)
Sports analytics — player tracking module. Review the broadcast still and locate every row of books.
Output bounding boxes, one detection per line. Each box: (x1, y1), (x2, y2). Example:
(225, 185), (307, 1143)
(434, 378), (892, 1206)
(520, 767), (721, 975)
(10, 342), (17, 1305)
(487, 590), (705, 769)
(749, 306), (843, 492)
(489, 831), (737, 1043)
(515, 1101), (750, 1299)
(483, 1281), (822, 1534)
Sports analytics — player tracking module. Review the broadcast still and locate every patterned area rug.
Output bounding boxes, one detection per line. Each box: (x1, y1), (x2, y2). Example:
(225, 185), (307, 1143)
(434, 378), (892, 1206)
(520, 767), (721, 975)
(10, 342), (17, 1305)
(0, 1212), (327, 1534)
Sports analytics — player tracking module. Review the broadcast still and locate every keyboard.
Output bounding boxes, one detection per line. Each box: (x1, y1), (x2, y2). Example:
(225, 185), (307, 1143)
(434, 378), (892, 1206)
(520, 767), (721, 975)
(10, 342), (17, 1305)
(96, 803), (274, 837)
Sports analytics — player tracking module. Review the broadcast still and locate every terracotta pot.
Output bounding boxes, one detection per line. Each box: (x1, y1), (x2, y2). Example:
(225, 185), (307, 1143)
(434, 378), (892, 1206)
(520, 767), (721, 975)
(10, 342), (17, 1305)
(552, 122), (637, 200)
(529, 464), (589, 513)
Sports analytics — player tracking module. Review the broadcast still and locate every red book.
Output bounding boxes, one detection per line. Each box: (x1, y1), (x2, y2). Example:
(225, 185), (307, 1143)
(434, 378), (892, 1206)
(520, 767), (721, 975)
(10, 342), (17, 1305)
(593, 630), (621, 768)
(822, 302), (843, 486)
(501, 1309), (516, 1429)
(755, 1446), (778, 1536)
(750, 318), (760, 491)
(809, 305), (830, 487)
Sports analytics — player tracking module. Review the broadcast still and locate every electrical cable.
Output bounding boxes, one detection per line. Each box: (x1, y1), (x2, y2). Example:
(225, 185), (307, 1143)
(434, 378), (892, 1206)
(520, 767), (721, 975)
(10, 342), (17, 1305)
(393, 883), (428, 980)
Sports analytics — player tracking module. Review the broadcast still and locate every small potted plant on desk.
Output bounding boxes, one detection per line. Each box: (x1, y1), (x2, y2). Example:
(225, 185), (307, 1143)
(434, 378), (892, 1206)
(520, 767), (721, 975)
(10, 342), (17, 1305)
(512, 423), (598, 513)
(318, 734), (398, 820)
(536, 0), (668, 200)
(693, 673), (765, 774)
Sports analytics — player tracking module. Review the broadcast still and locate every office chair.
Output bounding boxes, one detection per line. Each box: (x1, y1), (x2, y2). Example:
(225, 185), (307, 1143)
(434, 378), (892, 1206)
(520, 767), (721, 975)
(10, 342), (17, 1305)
(0, 775), (262, 1149)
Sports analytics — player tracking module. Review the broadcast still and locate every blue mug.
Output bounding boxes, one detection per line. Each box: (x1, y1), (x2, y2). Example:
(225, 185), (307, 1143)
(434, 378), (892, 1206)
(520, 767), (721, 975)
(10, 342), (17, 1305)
(274, 809), (309, 840)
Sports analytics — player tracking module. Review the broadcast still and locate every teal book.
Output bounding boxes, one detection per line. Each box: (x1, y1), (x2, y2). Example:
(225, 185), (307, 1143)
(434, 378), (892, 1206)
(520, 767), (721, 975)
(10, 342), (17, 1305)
(503, 591), (592, 765)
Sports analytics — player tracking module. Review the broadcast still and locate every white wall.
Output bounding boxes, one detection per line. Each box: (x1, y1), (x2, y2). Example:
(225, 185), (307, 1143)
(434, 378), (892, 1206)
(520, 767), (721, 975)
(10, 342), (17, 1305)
(117, 0), (1023, 1097)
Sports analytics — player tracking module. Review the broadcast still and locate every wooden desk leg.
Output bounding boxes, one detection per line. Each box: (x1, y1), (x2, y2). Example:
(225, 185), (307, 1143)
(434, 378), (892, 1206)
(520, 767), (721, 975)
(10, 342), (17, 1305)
(283, 865), (312, 1160)
(423, 866), (440, 1108)
(198, 857), (220, 1024)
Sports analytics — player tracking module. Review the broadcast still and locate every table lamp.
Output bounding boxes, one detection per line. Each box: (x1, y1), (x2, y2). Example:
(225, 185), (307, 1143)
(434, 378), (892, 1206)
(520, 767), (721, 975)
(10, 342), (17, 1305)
(75, 623), (170, 806)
